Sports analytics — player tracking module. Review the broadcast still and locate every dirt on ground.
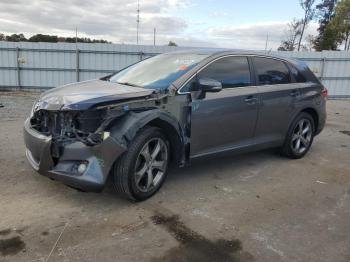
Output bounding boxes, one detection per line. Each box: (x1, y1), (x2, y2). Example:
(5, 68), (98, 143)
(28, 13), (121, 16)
(0, 92), (349, 262)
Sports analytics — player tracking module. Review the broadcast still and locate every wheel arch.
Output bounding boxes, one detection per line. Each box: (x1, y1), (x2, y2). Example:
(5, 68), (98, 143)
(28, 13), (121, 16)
(300, 107), (319, 133)
(109, 109), (185, 166)
(146, 118), (184, 166)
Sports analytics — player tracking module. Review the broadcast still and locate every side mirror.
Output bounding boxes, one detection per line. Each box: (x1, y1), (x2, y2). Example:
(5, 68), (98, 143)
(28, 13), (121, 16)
(198, 78), (222, 92)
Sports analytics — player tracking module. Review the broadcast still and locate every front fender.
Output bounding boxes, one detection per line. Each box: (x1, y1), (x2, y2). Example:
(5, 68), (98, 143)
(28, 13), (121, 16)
(109, 109), (184, 146)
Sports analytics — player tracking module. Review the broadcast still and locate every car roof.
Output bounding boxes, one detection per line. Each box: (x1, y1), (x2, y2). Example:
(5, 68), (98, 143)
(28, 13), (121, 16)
(168, 48), (311, 90)
(166, 48), (302, 67)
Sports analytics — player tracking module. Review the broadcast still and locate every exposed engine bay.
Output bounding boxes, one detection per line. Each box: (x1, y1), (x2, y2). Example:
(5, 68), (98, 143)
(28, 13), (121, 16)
(28, 88), (190, 163)
(30, 108), (124, 157)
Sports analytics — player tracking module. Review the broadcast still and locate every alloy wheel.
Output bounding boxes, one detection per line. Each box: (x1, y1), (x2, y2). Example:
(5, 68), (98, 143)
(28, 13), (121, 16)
(291, 118), (312, 154)
(134, 138), (168, 193)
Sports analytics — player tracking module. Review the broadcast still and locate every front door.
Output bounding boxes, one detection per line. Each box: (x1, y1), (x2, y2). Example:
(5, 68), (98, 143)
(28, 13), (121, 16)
(189, 56), (259, 157)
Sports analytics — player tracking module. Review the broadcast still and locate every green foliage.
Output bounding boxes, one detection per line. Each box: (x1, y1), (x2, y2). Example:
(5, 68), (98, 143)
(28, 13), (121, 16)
(4, 33), (27, 42)
(329, 0), (350, 49)
(168, 41), (178, 46)
(28, 34), (58, 42)
(313, 0), (338, 50)
(0, 33), (111, 43)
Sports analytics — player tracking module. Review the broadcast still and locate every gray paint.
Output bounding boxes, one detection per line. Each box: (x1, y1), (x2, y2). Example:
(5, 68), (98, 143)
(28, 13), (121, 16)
(36, 79), (155, 110)
(23, 50), (327, 192)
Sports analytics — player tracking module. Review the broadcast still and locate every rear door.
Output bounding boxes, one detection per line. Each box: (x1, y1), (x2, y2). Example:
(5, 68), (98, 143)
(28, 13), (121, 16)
(252, 56), (300, 144)
(189, 56), (259, 157)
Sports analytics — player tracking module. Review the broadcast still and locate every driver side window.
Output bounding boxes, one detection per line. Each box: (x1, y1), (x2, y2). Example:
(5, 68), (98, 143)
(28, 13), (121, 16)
(180, 56), (251, 93)
(197, 56), (251, 89)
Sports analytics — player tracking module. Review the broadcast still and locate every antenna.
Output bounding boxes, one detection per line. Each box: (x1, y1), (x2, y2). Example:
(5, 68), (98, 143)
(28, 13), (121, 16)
(136, 0), (140, 45)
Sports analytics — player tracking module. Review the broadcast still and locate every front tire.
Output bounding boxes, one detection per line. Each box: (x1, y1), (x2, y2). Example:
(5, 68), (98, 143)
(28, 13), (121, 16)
(113, 126), (170, 201)
(282, 112), (315, 159)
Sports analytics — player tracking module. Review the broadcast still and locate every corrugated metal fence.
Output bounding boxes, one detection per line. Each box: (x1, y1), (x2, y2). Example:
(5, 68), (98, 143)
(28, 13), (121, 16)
(0, 41), (349, 98)
(0, 42), (186, 90)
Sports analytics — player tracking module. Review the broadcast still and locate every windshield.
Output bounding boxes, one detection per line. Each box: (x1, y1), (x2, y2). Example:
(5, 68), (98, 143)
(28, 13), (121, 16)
(109, 53), (209, 90)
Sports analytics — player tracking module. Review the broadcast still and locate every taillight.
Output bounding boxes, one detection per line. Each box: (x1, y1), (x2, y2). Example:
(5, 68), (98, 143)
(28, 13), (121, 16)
(322, 87), (328, 98)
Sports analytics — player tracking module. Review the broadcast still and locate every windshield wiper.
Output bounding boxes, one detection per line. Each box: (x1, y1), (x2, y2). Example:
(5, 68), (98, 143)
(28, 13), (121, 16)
(117, 82), (140, 88)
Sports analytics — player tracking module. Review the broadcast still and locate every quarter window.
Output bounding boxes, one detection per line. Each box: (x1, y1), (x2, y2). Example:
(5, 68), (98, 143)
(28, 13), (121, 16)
(253, 57), (291, 85)
(197, 56), (251, 89)
(289, 65), (307, 83)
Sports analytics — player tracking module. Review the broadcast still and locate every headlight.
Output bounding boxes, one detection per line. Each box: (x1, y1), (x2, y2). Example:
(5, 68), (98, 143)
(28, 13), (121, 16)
(30, 100), (39, 118)
(30, 99), (49, 118)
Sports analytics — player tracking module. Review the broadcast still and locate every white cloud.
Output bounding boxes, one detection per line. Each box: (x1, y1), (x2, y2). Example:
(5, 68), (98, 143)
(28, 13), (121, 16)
(206, 21), (318, 50)
(0, 0), (191, 45)
(0, 0), (319, 50)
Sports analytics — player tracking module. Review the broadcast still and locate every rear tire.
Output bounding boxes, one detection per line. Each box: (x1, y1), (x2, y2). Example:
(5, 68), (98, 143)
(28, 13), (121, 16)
(113, 126), (170, 201)
(281, 112), (315, 159)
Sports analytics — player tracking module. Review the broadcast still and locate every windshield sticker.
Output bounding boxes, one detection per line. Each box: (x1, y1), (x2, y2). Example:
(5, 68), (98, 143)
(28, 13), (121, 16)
(178, 65), (188, 71)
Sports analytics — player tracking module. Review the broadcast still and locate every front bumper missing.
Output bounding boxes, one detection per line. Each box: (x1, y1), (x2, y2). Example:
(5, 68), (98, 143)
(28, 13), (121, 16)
(23, 118), (126, 192)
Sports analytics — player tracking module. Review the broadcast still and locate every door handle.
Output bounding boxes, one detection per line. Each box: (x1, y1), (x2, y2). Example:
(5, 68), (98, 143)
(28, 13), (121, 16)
(245, 96), (257, 105)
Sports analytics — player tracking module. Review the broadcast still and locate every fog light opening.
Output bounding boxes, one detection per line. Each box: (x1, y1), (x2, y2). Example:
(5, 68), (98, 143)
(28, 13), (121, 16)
(78, 163), (88, 174)
(103, 131), (110, 140)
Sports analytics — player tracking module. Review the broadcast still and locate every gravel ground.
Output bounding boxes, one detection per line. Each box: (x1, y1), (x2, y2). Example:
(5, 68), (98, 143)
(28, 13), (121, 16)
(0, 92), (349, 262)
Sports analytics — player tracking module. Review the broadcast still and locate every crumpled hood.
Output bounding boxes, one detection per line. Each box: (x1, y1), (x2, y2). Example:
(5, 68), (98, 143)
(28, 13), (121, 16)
(36, 79), (155, 111)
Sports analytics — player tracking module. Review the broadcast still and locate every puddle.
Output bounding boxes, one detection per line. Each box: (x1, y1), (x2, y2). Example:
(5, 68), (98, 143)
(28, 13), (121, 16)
(340, 130), (350, 136)
(0, 237), (26, 256)
(0, 229), (12, 236)
(151, 213), (253, 262)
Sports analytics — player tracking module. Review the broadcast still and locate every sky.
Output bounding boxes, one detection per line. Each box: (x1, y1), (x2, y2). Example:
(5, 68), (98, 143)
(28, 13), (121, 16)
(0, 0), (320, 50)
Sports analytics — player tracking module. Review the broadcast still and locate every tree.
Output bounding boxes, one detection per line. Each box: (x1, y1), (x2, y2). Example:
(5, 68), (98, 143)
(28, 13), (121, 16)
(64, 37), (110, 43)
(313, 0), (338, 50)
(5, 33), (27, 42)
(278, 19), (303, 51)
(29, 34), (58, 42)
(168, 41), (178, 46)
(297, 0), (316, 51)
(0, 33), (111, 44)
(327, 0), (350, 50)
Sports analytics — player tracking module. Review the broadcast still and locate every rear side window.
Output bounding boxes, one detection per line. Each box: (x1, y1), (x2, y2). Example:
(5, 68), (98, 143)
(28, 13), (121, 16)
(253, 57), (291, 85)
(198, 56), (251, 89)
(289, 65), (307, 83)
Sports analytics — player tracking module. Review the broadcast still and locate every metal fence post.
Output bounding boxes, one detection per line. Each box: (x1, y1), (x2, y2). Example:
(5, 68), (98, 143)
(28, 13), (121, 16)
(16, 47), (21, 89)
(320, 57), (326, 81)
(76, 48), (80, 82)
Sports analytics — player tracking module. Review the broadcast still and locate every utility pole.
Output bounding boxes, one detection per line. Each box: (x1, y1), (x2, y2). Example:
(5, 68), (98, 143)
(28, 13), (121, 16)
(75, 27), (78, 48)
(136, 0), (140, 45)
(75, 27), (79, 82)
(265, 33), (269, 52)
(153, 28), (156, 46)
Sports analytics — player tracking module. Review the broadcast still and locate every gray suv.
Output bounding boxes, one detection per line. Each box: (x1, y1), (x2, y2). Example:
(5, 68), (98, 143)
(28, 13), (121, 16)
(23, 50), (327, 201)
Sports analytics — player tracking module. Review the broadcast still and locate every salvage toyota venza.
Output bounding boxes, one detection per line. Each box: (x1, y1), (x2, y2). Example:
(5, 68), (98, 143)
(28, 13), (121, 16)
(24, 50), (327, 201)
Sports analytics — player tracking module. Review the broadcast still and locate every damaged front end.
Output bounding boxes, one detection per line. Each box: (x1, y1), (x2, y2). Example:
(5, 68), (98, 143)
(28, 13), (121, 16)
(30, 108), (123, 159)
(24, 88), (190, 192)
(24, 105), (130, 192)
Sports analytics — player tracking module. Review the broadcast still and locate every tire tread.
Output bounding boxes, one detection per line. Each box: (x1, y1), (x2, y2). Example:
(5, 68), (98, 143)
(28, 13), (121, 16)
(281, 112), (315, 159)
(113, 126), (167, 201)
